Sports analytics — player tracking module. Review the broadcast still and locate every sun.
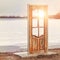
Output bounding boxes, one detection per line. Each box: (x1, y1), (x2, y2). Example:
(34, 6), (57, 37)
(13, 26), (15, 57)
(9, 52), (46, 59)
(38, 10), (45, 19)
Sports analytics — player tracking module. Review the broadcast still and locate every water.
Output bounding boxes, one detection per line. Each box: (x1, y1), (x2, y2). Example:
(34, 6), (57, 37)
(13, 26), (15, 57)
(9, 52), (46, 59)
(48, 19), (60, 47)
(0, 18), (28, 46)
(0, 18), (60, 52)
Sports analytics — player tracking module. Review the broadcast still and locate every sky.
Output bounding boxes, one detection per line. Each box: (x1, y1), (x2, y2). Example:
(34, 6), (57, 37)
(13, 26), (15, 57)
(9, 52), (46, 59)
(0, 0), (60, 16)
(0, 0), (60, 46)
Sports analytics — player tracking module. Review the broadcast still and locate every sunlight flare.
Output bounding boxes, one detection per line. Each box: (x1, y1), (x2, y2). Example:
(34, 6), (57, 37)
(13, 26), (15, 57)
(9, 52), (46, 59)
(38, 10), (45, 19)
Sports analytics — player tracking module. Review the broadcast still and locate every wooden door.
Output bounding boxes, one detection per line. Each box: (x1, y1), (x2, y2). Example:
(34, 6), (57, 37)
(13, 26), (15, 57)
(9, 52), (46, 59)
(28, 5), (48, 54)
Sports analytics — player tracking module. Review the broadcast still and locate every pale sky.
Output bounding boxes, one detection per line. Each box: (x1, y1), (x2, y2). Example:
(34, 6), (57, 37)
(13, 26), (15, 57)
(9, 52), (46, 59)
(0, 0), (60, 16)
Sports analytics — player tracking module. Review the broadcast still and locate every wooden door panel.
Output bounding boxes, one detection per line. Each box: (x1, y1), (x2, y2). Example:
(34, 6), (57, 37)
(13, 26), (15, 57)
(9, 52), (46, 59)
(28, 5), (48, 54)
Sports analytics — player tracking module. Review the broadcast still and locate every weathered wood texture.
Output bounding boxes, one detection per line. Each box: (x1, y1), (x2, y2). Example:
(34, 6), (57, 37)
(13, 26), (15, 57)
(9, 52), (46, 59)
(28, 5), (48, 53)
